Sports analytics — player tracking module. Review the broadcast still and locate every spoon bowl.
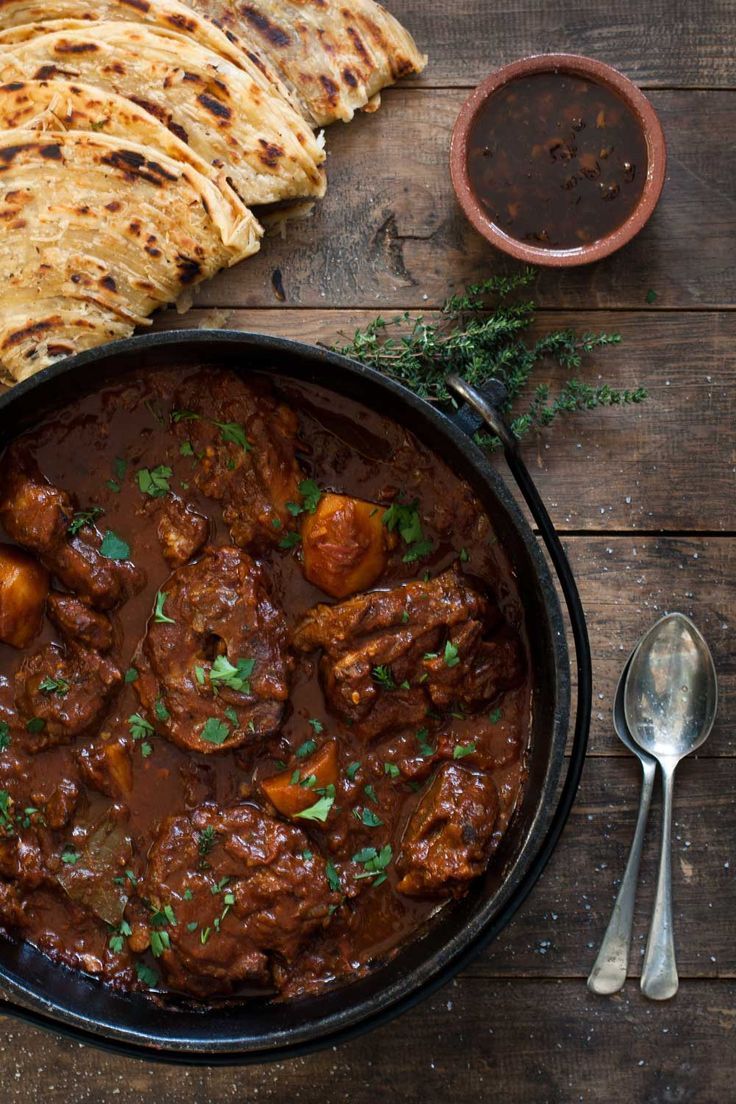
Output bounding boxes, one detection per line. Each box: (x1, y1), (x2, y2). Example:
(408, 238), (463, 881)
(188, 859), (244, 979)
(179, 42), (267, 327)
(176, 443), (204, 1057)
(624, 613), (718, 1000)
(625, 613), (718, 761)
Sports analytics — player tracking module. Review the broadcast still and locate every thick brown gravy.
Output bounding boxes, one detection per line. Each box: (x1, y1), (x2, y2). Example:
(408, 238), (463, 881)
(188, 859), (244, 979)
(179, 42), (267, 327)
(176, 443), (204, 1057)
(0, 367), (531, 1002)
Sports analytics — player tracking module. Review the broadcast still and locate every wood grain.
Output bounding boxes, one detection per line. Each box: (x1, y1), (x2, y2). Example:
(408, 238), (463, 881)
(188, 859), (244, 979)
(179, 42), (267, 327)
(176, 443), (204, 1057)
(1, 976), (734, 1101)
(156, 309), (736, 534)
(193, 90), (736, 311)
(392, 0), (736, 89)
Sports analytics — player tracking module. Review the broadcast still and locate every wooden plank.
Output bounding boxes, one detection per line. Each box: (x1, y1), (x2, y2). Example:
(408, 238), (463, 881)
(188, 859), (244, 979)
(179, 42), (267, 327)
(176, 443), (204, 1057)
(391, 0), (736, 89)
(192, 90), (736, 311)
(0, 977), (734, 1100)
(155, 310), (736, 534)
(477, 756), (736, 978)
(567, 538), (734, 756)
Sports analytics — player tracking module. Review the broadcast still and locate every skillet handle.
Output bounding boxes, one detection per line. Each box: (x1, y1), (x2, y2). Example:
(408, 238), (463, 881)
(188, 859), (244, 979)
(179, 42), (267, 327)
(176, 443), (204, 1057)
(446, 375), (592, 850)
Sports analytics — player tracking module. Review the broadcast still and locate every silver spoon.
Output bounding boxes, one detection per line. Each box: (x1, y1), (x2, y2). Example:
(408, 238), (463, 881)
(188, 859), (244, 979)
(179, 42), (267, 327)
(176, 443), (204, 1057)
(625, 613), (718, 1000)
(587, 649), (657, 995)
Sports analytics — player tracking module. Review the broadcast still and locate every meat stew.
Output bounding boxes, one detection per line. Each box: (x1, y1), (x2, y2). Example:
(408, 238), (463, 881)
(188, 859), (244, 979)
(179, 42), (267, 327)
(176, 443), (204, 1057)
(0, 366), (531, 1003)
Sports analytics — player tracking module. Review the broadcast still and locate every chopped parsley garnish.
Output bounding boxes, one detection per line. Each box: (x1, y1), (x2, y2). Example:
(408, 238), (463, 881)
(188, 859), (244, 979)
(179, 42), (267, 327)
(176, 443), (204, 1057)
(459, 547), (470, 563)
(453, 743), (477, 760)
(383, 499), (433, 564)
(153, 590), (175, 624)
(25, 717), (45, 734)
(209, 655), (255, 693)
(106, 480), (121, 494)
(308, 717), (324, 734)
(183, 888), (193, 900)
(68, 506), (104, 536)
(294, 794), (334, 823)
(364, 784), (379, 805)
(302, 849), (313, 861)
(286, 479), (322, 518)
(371, 665), (396, 691)
(179, 441), (195, 457)
(194, 666), (205, 686)
(353, 843), (392, 886)
(210, 877), (230, 896)
(128, 713), (154, 741)
(108, 919), (132, 954)
(186, 921), (198, 933)
(124, 667), (138, 684)
(99, 530), (131, 561)
(149, 930), (170, 957)
(154, 698), (170, 722)
(489, 707), (503, 724)
(325, 861), (341, 893)
(346, 761), (361, 781)
(224, 706), (239, 727)
(278, 531), (302, 551)
(384, 762), (401, 779)
(200, 717), (230, 746)
(0, 790), (13, 833)
(299, 773), (317, 790)
(295, 739), (317, 760)
(135, 962), (159, 987)
(215, 421), (252, 451)
(444, 640), (460, 668)
(359, 807), (383, 828)
(140, 742), (153, 759)
(172, 410), (200, 423)
(415, 728), (434, 757)
(38, 676), (70, 696)
(0, 724), (10, 752)
(60, 848), (79, 864)
(136, 465), (173, 498)
(401, 609), (410, 624)
(113, 456), (128, 481)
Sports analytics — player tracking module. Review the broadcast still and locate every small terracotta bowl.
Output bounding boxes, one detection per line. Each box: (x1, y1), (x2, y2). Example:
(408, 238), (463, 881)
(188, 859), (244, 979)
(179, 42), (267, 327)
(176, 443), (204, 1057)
(450, 53), (667, 267)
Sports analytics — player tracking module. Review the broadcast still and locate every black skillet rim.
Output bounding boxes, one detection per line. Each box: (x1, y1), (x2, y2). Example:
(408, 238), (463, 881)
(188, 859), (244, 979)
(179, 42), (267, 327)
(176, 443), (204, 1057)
(0, 330), (579, 1062)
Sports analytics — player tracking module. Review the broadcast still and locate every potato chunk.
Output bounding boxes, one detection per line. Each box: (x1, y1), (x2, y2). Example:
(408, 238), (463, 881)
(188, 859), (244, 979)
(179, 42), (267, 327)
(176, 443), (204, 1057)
(0, 544), (48, 648)
(302, 494), (394, 598)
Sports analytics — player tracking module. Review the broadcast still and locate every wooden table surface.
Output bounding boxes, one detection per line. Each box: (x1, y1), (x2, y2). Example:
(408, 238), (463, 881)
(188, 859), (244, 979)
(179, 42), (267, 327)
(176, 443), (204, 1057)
(1, 2), (734, 1100)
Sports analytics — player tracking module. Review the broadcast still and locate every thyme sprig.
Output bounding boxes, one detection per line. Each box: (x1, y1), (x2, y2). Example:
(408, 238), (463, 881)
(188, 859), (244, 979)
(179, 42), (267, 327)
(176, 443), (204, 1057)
(336, 269), (647, 448)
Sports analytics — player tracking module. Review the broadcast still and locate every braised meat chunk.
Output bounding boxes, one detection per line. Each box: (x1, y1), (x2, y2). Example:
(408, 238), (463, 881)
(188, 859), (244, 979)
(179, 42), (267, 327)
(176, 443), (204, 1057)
(133, 547), (292, 755)
(143, 803), (339, 997)
(396, 763), (500, 898)
(14, 642), (122, 750)
(0, 444), (144, 609)
(155, 494), (209, 567)
(167, 370), (304, 549)
(47, 594), (114, 652)
(293, 566), (523, 739)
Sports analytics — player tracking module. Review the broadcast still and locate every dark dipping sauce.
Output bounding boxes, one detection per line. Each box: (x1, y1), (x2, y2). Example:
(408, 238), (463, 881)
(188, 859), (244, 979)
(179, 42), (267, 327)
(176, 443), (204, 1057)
(0, 366), (530, 1005)
(467, 71), (648, 249)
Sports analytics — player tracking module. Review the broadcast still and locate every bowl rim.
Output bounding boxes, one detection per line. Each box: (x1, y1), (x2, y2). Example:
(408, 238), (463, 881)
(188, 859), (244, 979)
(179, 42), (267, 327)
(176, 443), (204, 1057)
(449, 52), (668, 267)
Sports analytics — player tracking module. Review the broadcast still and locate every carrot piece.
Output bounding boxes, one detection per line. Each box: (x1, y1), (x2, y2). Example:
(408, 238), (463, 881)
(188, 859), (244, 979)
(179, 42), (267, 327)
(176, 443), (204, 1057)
(261, 741), (338, 818)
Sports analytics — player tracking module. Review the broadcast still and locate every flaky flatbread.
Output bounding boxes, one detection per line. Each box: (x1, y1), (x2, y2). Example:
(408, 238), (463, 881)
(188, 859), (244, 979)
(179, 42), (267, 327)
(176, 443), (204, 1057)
(183, 0), (427, 124)
(0, 21), (326, 205)
(0, 129), (261, 380)
(0, 77), (249, 202)
(0, 0), (297, 113)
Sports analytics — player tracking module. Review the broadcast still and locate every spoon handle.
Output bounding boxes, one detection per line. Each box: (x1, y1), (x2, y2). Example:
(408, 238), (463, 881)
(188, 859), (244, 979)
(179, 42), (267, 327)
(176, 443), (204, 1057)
(641, 761), (679, 1000)
(587, 756), (656, 995)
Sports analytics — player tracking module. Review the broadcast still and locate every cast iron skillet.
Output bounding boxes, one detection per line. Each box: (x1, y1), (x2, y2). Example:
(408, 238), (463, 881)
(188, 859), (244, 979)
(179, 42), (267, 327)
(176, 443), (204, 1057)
(0, 330), (591, 1064)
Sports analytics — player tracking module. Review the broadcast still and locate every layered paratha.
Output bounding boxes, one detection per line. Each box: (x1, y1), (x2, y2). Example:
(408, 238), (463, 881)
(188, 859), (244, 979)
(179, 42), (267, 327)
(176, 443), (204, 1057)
(0, 77), (250, 200)
(0, 0), (296, 112)
(183, 0), (427, 124)
(0, 22), (326, 205)
(0, 129), (261, 380)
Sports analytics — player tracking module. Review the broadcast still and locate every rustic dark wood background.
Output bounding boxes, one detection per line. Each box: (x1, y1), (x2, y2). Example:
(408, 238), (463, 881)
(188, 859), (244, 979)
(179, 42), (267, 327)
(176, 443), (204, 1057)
(1, 1), (734, 1099)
